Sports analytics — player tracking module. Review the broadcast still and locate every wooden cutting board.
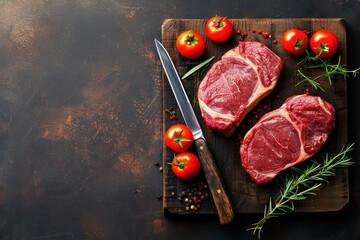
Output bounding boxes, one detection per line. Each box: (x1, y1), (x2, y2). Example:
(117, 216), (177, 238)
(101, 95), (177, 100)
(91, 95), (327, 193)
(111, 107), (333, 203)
(161, 18), (348, 216)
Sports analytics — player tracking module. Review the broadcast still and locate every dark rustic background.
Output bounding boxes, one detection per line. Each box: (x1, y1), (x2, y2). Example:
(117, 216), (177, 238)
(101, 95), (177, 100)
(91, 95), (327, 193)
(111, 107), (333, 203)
(0, 0), (359, 239)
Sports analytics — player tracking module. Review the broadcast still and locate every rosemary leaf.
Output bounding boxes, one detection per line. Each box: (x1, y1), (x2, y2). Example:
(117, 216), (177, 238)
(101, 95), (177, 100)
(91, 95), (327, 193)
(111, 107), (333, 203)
(181, 56), (215, 80)
(249, 143), (355, 239)
(296, 51), (360, 91)
(296, 70), (325, 91)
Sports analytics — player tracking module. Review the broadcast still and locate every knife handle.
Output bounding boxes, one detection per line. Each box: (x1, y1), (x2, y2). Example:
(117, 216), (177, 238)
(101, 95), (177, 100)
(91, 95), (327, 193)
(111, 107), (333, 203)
(194, 138), (234, 225)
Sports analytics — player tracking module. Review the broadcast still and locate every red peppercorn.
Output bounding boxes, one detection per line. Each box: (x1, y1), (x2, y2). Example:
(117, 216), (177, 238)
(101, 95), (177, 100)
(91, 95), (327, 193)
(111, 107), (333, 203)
(263, 104), (268, 110)
(251, 29), (256, 33)
(239, 37), (244, 41)
(262, 32), (270, 39)
(273, 39), (278, 44)
(303, 29), (310, 35)
(236, 30), (241, 35)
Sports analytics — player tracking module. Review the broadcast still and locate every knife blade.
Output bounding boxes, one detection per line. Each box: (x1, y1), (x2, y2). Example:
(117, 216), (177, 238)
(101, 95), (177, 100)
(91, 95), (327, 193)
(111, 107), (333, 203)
(155, 39), (234, 225)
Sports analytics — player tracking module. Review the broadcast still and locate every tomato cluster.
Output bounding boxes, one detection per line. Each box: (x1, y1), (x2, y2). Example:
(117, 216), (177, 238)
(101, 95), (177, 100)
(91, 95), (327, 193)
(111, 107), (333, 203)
(175, 15), (233, 60)
(282, 28), (338, 58)
(170, 15), (235, 180)
(165, 124), (201, 180)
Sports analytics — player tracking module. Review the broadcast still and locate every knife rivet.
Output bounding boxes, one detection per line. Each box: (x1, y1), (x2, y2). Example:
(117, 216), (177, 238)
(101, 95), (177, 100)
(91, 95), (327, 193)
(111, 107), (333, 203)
(217, 189), (222, 194)
(200, 146), (204, 150)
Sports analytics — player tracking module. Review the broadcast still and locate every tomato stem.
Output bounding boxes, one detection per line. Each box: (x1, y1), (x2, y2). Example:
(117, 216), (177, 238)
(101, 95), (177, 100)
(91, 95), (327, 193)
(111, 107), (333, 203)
(172, 129), (193, 149)
(168, 156), (188, 169)
(294, 36), (306, 50)
(317, 43), (330, 53)
(215, 15), (228, 27)
(185, 33), (199, 45)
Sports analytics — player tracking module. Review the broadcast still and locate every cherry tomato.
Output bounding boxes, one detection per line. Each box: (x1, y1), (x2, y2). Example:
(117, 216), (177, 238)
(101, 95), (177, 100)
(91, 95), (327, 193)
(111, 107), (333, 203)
(310, 30), (338, 58)
(170, 152), (201, 180)
(205, 15), (233, 42)
(281, 29), (309, 55)
(176, 30), (206, 59)
(165, 124), (194, 153)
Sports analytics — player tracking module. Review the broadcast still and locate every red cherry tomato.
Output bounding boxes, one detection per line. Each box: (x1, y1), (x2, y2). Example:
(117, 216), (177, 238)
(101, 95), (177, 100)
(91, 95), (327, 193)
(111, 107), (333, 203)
(310, 30), (338, 58)
(176, 30), (206, 59)
(205, 15), (233, 42)
(281, 29), (309, 55)
(170, 152), (201, 180)
(165, 124), (194, 153)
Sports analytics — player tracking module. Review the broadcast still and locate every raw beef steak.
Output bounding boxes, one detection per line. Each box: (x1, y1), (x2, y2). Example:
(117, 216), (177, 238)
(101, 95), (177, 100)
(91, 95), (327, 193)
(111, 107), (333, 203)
(198, 42), (284, 137)
(240, 94), (336, 184)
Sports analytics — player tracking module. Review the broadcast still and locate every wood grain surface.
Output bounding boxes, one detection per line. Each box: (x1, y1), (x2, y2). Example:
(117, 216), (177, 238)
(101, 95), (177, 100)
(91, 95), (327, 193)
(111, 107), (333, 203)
(161, 18), (348, 216)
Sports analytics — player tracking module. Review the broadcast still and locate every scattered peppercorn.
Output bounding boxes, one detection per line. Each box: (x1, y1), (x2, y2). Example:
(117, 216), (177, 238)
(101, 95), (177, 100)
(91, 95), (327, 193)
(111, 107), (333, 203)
(176, 181), (210, 212)
(238, 102), (273, 130)
(236, 30), (241, 35)
(262, 31), (270, 39)
(273, 39), (278, 44)
(303, 29), (310, 35)
(166, 107), (178, 121)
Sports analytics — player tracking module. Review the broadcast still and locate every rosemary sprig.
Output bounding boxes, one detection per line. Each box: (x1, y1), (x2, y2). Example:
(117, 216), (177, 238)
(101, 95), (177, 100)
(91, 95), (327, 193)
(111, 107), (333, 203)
(249, 143), (355, 239)
(181, 56), (215, 80)
(296, 69), (325, 91)
(296, 51), (360, 91)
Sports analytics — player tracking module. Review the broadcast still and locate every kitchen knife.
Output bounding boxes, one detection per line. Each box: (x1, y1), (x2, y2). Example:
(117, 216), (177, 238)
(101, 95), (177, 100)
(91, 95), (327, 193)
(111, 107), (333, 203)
(155, 39), (234, 225)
